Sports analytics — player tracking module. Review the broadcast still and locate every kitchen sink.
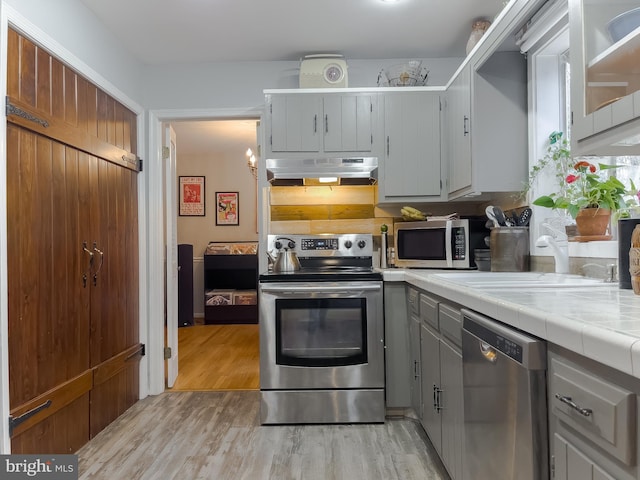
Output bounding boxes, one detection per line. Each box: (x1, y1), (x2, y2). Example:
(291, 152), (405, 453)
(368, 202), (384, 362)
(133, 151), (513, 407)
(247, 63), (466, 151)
(432, 272), (610, 288)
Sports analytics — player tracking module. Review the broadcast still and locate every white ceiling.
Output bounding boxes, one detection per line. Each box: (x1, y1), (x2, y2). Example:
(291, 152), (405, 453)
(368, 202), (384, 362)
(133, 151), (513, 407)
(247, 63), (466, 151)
(79, 0), (508, 64)
(79, 0), (509, 157)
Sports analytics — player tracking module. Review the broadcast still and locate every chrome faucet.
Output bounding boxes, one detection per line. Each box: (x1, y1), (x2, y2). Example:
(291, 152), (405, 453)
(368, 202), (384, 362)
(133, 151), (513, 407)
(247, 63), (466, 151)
(536, 223), (569, 274)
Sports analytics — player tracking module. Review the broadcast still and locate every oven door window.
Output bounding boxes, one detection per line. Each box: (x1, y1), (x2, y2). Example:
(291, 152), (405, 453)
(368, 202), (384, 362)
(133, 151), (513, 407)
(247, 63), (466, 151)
(275, 297), (368, 367)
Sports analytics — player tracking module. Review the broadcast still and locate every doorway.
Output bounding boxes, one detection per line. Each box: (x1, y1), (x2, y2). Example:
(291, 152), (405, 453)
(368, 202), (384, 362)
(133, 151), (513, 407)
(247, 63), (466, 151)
(158, 115), (262, 392)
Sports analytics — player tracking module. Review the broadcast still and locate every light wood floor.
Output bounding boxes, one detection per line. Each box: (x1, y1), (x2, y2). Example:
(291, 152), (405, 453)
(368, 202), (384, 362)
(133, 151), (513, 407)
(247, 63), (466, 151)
(77, 391), (450, 480)
(170, 324), (259, 391)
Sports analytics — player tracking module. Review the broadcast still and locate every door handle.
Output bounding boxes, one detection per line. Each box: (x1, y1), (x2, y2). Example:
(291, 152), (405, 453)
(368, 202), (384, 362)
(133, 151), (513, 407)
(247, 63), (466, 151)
(82, 241), (94, 288)
(554, 394), (592, 417)
(92, 242), (104, 286)
(480, 341), (497, 363)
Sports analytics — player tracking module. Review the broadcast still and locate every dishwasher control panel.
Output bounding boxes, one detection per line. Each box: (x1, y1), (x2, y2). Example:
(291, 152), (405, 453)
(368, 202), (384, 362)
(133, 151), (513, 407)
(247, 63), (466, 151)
(495, 335), (523, 363)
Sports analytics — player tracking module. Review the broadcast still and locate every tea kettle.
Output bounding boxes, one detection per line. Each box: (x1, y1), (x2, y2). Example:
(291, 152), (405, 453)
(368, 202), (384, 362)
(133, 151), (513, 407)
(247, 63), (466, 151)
(266, 237), (301, 273)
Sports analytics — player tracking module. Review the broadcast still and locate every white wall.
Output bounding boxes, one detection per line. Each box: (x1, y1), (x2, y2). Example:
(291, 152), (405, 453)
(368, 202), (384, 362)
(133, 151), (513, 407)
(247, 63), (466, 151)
(177, 152), (259, 255)
(141, 58), (464, 110)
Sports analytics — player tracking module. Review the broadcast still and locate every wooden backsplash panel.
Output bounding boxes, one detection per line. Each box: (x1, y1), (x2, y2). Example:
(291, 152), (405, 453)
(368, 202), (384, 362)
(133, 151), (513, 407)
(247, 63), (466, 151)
(271, 204), (375, 221)
(270, 185), (375, 205)
(271, 205), (330, 221)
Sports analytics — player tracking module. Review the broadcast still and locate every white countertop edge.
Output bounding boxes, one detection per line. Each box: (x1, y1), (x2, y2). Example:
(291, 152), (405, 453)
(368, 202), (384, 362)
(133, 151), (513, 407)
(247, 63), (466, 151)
(381, 268), (640, 379)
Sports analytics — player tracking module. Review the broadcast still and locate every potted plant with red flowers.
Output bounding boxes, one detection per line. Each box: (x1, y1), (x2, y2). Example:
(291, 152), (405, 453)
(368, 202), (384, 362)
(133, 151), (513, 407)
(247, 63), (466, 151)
(532, 159), (636, 237)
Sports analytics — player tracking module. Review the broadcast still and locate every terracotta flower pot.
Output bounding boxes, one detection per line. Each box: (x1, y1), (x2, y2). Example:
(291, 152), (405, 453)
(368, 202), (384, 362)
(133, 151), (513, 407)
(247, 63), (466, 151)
(575, 207), (611, 236)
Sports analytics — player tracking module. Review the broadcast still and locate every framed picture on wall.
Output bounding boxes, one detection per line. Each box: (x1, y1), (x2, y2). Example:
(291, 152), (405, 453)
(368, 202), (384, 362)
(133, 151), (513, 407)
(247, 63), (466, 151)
(179, 176), (206, 216)
(216, 191), (239, 226)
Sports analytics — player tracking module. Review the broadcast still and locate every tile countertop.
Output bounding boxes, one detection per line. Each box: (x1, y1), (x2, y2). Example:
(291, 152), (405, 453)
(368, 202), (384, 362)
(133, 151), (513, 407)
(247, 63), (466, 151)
(381, 269), (640, 379)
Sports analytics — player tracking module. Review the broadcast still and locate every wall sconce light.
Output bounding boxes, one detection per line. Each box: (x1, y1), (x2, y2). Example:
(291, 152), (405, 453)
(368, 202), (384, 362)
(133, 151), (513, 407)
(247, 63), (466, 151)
(246, 148), (257, 179)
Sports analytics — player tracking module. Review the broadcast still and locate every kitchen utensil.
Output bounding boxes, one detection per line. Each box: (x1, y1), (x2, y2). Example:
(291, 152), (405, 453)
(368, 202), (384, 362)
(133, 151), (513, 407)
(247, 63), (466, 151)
(518, 208), (532, 226)
(485, 206), (499, 228)
(266, 237), (301, 273)
(492, 206), (507, 227)
(509, 210), (519, 227)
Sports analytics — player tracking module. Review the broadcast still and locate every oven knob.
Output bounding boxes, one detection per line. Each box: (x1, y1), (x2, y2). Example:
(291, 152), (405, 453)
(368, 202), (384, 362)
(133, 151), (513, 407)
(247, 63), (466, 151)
(358, 240), (366, 249)
(274, 241), (282, 249)
(343, 240), (353, 249)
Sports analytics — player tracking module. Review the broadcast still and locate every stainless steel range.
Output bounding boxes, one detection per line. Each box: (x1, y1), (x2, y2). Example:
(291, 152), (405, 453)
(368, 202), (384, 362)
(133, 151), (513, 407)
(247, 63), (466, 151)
(259, 233), (384, 425)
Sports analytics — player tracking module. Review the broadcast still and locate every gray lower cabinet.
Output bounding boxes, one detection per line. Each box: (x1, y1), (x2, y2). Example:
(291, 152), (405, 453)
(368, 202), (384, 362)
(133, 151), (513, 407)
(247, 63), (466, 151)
(407, 286), (422, 417)
(416, 290), (465, 480)
(548, 345), (639, 480)
(384, 282), (411, 408)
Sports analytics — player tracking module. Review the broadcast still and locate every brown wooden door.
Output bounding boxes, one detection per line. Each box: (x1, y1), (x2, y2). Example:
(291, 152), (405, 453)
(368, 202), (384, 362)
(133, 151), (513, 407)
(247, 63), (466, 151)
(6, 28), (141, 454)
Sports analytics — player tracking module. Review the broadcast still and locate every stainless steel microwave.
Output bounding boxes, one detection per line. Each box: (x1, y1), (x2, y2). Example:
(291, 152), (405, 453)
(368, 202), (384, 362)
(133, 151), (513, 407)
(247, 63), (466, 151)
(393, 219), (487, 269)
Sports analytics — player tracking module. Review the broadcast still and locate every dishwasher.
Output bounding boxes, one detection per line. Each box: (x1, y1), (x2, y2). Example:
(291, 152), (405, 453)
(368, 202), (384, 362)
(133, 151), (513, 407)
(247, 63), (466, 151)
(461, 308), (548, 480)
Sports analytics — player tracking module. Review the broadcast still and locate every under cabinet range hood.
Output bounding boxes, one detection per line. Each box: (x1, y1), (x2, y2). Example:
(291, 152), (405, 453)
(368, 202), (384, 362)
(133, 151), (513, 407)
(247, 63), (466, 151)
(266, 157), (378, 185)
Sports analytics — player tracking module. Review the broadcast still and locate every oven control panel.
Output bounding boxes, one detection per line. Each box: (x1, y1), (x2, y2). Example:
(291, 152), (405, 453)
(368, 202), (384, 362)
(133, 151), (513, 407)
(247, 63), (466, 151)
(301, 238), (339, 250)
(267, 234), (372, 257)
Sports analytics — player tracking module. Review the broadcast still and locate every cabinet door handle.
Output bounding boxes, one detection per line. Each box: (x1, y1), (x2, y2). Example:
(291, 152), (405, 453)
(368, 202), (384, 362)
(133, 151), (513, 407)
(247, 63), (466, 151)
(463, 115), (469, 136)
(435, 387), (443, 412)
(82, 241), (94, 288)
(325, 114), (328, 134)
(554, 394), (592, 417)
(433, 384), (438, 410)
(414, 360), (419, 380)
(386, 136), (390, 156)
(313, 114), (317, 133)
(92, 242), (104, 286)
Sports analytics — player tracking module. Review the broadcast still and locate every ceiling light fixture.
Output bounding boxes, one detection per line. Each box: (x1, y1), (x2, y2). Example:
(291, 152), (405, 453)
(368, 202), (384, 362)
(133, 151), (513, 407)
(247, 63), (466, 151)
(246, 148), (257, 179)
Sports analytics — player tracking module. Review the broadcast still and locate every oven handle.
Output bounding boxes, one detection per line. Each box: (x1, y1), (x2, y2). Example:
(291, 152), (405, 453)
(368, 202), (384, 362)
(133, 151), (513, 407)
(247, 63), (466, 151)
(260, 284), (381, 294)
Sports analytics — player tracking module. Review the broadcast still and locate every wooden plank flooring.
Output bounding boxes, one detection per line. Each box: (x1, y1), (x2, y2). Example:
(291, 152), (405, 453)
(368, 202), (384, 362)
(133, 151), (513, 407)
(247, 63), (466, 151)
(77, 391), (450, 480)
(170, 325), (259, 391)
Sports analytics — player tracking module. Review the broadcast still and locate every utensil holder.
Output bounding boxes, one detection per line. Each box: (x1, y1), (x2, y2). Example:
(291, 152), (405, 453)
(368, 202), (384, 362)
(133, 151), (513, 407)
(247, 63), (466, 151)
(490, 227), (530, 272)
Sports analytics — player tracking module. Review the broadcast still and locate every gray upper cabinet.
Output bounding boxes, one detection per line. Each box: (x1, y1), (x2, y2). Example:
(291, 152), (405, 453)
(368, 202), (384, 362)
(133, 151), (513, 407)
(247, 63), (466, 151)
(378, 91), (443, 203)
(446, 65), (471, 195)
(445, 52), (529, 200)
(268, 94), (322, 153)
(265, 92), (376, 156)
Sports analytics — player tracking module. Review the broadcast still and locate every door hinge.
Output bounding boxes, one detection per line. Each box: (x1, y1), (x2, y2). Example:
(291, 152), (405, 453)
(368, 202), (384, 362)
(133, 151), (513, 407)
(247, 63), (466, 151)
(162, 146), (170, 160)
(6, 96), (49, 128)
(164, 347), (172, 359)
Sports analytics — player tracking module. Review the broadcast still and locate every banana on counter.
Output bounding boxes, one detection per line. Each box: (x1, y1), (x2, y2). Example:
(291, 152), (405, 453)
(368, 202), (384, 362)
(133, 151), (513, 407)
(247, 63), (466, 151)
(400, 206), (428, 221)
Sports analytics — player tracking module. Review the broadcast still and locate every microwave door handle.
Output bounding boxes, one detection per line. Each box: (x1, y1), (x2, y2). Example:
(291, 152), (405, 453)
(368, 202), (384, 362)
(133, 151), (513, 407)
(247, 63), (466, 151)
(445, 220), (453, 268)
